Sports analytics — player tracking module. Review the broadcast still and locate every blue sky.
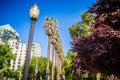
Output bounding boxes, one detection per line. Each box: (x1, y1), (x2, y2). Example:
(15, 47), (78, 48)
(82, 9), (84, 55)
(0, 0), (96, 57)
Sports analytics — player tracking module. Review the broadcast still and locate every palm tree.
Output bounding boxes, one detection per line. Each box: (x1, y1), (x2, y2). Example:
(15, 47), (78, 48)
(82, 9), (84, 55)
(51, 29), (58, 80)
(44, 17), (58, 80)
(44, 17), (65, 80)
(51, 33), (65, 80)
(53, 32), (65, 80)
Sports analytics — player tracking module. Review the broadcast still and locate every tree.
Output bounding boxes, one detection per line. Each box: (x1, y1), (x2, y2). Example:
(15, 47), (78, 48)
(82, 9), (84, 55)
(0, 44), (15, 78)
(62, 51), (75, 80)
(68, 12), (94, 79)
(72, 27), (120, 79)
(69, 12), (94, 39)
(90, 0), (120, 30)
(72, 0), (120, 77)
(3, 69), (20, 79)
(38, 56), (49, 79)
(28, 56), (51, 79)
(44, 17), (65, 80)
(44, 17), (58, 80)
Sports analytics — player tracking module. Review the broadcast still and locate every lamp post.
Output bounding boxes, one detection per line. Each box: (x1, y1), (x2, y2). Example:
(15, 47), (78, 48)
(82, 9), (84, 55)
(22, 4), (40, 80)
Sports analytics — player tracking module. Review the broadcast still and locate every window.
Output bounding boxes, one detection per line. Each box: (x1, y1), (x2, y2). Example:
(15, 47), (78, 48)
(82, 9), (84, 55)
(18, 61), (20, 65)
(12, 68), (14, 71)
(18, 58), (21, 61)
(12, 65), (15, 68)
(13, 60), (15, 64)
(18, 65), (20, 69)
(32, 49), (34, 52)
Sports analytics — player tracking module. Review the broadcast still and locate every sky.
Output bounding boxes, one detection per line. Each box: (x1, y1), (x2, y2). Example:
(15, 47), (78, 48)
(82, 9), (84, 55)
(0, 0), (96, 57)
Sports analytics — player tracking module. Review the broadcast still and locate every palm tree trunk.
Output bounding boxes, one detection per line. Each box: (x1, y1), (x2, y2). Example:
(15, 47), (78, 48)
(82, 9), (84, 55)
(51, 45), (55, 80)
(55, 50), (57, 80)
(46, 36), (51, 80)
(57, 57), (60, 80)
(59, 60), (62, 75)
(96, 73), (101, 80)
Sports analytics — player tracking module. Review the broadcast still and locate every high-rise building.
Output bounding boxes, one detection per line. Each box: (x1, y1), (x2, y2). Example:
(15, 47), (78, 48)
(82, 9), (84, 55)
(0, 38), (4, 44)
(0, 24), (20, 43)
(0, 24), (41, 70)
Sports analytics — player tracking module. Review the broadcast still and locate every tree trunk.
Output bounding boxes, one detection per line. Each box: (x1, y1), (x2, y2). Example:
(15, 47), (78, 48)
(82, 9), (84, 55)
(46, 36), (51, 80)
(59, 60), (62, 75)
(96, 73), (101, 80)
(51, 45), (55, 80)
(57, 57), (60, 80)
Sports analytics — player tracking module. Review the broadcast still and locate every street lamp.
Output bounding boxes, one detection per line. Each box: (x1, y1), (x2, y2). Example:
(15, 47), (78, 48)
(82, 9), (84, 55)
(22, 4), (40, 80)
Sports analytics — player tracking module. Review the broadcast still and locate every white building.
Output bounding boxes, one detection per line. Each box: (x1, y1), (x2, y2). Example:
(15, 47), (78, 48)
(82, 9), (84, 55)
(0, 24), (20, 43)
(8, 39), (41, 70)
(0, 38), (4, 44)
(0, 24), (19, 37)
(0, 24), (41, 70)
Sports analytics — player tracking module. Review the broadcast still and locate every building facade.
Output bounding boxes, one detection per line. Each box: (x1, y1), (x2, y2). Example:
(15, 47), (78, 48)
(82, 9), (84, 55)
(0, 38), (4, 44)
(0, 24), (41, 70)
(0, 24), (20, 43)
